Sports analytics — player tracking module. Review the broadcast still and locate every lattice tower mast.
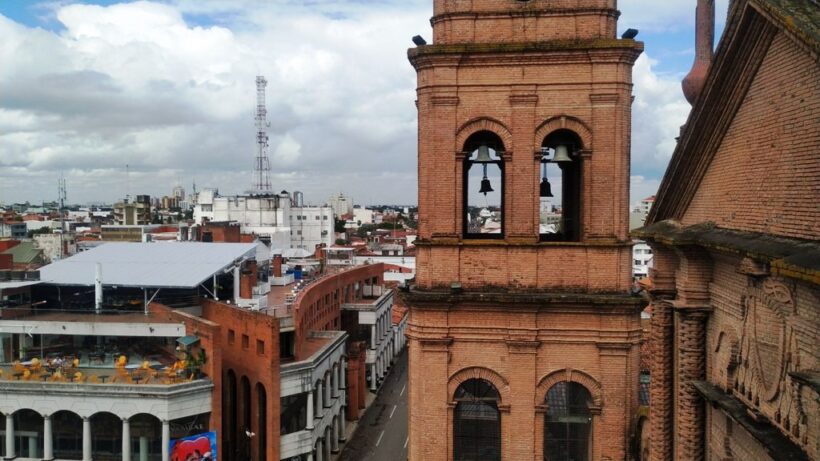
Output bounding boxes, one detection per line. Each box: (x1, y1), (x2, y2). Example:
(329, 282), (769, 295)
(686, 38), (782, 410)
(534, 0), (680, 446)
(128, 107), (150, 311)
(253, 76), (272, 192)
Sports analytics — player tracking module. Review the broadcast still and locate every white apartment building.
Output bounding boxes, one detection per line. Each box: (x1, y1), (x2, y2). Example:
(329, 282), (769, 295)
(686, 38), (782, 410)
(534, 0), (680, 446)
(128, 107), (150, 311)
(327, 193), (353, 219)
(289, 207), (333, 251)
(352, 207), (373, 227)
(194, 191), (332, 251)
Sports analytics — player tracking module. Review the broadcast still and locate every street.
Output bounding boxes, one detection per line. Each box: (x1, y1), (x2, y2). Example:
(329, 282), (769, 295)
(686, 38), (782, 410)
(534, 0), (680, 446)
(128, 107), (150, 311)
(339, 349), (408, 461)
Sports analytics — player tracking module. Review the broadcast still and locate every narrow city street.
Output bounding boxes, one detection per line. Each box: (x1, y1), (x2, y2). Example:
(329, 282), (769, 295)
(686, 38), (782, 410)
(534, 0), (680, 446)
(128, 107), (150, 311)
(339, 349), (408, 461)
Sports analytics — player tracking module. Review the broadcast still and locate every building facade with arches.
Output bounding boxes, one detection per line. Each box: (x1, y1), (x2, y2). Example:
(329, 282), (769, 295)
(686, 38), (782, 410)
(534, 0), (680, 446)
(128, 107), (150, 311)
(407, 1), (645, 459)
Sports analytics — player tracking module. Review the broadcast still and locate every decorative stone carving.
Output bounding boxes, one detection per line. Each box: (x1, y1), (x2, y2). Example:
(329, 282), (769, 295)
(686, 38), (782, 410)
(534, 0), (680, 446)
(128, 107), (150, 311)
(737, 278), (795, 403)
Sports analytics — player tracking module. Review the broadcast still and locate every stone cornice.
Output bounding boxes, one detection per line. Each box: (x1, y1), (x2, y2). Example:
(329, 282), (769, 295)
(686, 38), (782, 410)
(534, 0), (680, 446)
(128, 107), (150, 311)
(408, 39), (643, 69)
(430, 8), (620, 26)
(406, 288), (645, 310)
(414, 238), (632, 248)
(634, 220), (820, 284)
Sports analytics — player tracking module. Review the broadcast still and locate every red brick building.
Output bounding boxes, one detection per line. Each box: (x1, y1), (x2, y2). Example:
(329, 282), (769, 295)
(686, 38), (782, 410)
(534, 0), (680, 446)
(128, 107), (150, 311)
(636, 1), (819, 460)
(406, 1), (645, 459)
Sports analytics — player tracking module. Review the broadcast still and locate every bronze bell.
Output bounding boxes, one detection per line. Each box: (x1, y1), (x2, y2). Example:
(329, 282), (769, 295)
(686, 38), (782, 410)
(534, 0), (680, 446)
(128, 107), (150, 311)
(474, 144), (494, 163)
(552, 144), (573, 162)
(479, 177), (494, 195)
(540, 178), (553, 197)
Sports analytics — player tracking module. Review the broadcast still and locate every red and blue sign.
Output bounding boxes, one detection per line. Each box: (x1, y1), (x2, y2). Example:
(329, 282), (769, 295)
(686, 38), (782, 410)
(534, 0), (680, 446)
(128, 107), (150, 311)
(169, 431), (217, 461)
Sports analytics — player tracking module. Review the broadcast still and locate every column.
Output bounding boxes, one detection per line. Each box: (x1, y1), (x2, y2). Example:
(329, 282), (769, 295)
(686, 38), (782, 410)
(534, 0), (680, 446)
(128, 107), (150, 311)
(82, 417), (92, 461)
(122, 418), (131, 461)
(649, 299), (675, 461)
(370, 325), (376, 349)
(370, 364), (377, 390)
(323, 434), (331, 461)
(233, 266), (240, 302)
(306, 389), (315, 429)
(316, 441), (324, 461)
(332, 365), (340, 398)
(324, 375), (331, 407)
(139, 437), (149, 461)
(330, 419), (339, 453)
(306, 452), (314, 461)
(340, 359), (347, 389)
(5, 413), (14, 459)
(161, 420), (170, 461)
(676, 309), (708, 461)
(316, 381), (324, 417)
(44, 414), (53, 460)
(338, 408), (346, 443)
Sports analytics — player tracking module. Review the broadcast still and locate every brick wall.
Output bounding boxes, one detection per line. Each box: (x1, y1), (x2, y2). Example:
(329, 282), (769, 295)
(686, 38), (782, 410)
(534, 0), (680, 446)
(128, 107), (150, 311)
(148, 302), (224, 459)
(682, 31), (820, 240)
(200, 299), (280, 461)
(292, 264), (384, 359)
(408, 1), (642, 460)
(431, 0), (617, 44)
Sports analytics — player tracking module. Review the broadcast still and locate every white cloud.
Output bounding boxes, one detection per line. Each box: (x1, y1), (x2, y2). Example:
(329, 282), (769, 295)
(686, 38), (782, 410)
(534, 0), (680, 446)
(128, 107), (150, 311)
(0, 1), (710, 206)
(618, 0), (730, 34)
(631, 53), (691, 177)
(0, 1), (429, 204)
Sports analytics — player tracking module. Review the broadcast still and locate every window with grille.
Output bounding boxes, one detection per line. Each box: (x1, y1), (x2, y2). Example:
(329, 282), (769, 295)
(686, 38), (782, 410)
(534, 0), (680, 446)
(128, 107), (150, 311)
(453, 378), (501, 461)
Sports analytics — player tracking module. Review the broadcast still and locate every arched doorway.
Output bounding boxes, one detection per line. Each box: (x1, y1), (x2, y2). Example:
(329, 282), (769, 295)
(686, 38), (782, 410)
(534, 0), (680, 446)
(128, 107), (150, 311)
(129, 413), (162, 461)
(240, 376), (251, 461)
(0, 411), (5, 456)
(256, 382), (267, 461)
(544, 381), (592, 461)
(224, 369), (237, 461)
(52, 410), (83, 460)
(13, 409), (43, 459)
(453, 378), (501, 461)
(91, 412), (122, 460)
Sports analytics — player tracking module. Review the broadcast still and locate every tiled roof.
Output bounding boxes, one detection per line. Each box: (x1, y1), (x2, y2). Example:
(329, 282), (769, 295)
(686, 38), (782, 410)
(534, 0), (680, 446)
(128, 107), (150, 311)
(2, 241), (43, 264)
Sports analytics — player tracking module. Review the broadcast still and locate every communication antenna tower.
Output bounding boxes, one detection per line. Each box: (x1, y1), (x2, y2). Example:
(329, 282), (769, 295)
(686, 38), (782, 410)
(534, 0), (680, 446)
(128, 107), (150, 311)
(58, 175), (67, 259)
(252, 76), (272, 193)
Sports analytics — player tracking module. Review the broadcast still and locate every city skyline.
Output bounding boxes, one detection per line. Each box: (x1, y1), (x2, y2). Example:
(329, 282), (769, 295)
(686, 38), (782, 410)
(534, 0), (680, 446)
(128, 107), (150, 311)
(0, 0), (728, 206)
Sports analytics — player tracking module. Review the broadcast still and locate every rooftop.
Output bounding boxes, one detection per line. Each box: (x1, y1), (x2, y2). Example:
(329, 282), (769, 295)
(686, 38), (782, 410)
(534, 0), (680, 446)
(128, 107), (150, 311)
(40, 241), (258, 288)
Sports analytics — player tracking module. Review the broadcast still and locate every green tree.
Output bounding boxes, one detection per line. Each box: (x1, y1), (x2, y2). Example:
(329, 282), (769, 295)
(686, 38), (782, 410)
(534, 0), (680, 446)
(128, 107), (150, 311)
(27, 227), (53, 238)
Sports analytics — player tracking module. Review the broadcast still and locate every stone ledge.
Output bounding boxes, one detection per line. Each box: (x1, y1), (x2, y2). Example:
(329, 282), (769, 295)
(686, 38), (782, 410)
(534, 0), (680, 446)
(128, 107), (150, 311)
(693, 380), (810, 461)
(405, 288), (645, 309)
(408, 38), (643, 60)
(633, 220), (820, 284)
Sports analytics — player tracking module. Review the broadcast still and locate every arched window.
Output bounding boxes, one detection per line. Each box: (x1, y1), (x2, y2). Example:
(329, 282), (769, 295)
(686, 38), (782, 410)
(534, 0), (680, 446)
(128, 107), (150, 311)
(453, 378), (501, 461)
(544, 381), (592, 461)
(463, 131), (504, 238)
(539, 130), (582, 241)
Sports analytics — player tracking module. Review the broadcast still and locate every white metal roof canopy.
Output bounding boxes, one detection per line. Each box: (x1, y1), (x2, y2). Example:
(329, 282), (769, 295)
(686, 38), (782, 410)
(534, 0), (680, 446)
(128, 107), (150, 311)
(39, 242), (258, 289)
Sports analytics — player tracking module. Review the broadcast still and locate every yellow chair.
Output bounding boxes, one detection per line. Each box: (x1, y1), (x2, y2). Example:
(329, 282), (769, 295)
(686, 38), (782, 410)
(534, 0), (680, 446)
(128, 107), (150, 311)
(87, 375), (101, 384)
(22, 369), (32, 380)
(116, 355), (127, 367)
(73, 371), (84, 383)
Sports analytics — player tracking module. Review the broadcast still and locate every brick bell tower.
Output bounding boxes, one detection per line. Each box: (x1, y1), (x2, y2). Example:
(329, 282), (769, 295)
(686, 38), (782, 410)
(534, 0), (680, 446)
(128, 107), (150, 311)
(406, 1), (644, 460)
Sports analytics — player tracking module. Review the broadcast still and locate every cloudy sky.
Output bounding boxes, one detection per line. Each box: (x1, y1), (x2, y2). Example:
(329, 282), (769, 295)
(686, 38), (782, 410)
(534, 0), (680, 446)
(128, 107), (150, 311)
(0, 0), (728, 207)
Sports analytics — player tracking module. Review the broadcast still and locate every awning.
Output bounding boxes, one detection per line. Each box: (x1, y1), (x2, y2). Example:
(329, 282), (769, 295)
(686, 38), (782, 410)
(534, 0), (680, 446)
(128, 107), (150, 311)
(176, 335), (200, 347)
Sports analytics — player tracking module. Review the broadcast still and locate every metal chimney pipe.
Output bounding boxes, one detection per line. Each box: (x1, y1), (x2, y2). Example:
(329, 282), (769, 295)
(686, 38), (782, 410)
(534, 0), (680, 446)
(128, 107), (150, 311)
(95, 262), (103, 314)
(682, 0), (715, 105)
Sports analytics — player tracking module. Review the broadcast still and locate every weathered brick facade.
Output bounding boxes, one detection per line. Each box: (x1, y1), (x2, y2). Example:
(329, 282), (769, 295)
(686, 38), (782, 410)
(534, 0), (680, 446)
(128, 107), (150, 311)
(638, 1), (819, 460)
(407, 1), (644, 459)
